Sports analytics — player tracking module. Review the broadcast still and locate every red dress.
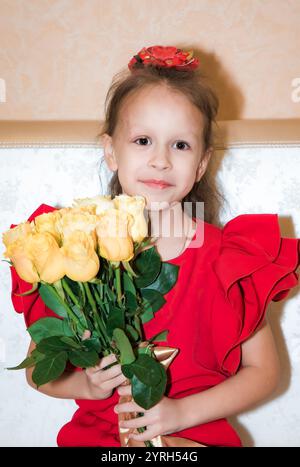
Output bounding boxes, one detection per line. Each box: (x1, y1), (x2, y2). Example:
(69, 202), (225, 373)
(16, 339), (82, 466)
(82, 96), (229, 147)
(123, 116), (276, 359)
(9, 204), (300, 447)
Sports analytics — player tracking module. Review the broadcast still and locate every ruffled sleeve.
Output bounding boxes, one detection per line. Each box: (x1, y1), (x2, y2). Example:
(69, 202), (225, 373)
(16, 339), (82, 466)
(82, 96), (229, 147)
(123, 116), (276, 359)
(9, 203), (60, 328)
(211, 213), (300, 377)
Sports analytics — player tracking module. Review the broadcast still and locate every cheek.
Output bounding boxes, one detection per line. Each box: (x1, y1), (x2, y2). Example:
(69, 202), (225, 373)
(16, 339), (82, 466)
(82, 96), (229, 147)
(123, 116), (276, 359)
(118, 158), (138, 180)
(116, 159), (141, 196)
(178, 162), (196, 184)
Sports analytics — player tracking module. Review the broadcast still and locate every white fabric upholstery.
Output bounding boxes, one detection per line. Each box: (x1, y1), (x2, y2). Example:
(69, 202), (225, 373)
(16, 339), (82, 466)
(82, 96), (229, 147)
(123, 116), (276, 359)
(0, 139), (299, 446)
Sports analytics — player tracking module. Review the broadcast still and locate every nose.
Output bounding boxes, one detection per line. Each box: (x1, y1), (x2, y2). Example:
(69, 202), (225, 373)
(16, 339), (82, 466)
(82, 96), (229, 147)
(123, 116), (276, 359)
(147, 146), (172, 170)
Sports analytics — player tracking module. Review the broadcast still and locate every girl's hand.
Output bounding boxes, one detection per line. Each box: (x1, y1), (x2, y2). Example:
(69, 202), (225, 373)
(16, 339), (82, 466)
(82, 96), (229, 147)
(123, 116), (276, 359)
(114, 383), (183, 442)
(81, 330), (128, 400)
(85, 353), (128, 400)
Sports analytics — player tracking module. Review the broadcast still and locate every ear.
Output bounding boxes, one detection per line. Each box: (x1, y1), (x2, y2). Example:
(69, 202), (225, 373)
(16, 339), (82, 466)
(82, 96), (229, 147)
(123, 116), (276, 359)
(101, 133), (118, 172)
(195, 147), (213, 183)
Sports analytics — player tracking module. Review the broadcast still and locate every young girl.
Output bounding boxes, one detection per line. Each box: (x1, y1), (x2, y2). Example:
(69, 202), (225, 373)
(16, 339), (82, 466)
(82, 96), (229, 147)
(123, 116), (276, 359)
(10, 45), (300, 447)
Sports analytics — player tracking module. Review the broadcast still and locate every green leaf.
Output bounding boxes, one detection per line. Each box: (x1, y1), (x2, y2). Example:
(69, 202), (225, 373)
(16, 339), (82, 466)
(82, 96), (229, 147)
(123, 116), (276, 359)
(121, 364), (134, 379)
(125, 324), (139, 342)
(39, 283), (70, 319)
(68, 349), (100, 368)
(123, 272), (136, 295)
(129, 354), (163, 386)
(6, 356), (35, 370)
(36, 336), (70, 353)
(133, 247), (161, 288)
(106, 306), (125, 339)
(82, 337), (101, 353)
(140, 288), (166, 315)
(70, 304), (89, 329)
(32, 351), (68, 386)
(124, 290), (138, 311)
(62, 319), (76, 336)
(132, 373), (166, 410)
(137, 344), (153, 356)
(131, 360), (167, 410)
(6, 347), (48, 370)
(140, 308), (154, 324)
(27, 317), (72, 344)
(133, 315), (142, 338)
(113, 328), (136, 365)
(105, 285), (115, 302)
(31, 348), (47, 363)
(60, 336), (83, 350)
(142, 262), (179, 295)
(148, 330), (169, 343)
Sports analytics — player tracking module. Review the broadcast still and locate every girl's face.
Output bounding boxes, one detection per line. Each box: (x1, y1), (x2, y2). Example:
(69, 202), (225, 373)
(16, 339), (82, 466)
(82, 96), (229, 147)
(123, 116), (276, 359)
(103, 84), (212, 211)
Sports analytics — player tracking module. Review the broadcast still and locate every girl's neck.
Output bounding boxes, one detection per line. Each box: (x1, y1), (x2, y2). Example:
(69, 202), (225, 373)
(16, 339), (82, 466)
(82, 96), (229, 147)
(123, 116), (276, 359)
(147, 201), (196, 261)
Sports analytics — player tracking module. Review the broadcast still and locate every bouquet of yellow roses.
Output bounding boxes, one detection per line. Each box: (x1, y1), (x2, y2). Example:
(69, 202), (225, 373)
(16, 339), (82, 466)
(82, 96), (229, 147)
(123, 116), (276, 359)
(2, 194), (179, 447)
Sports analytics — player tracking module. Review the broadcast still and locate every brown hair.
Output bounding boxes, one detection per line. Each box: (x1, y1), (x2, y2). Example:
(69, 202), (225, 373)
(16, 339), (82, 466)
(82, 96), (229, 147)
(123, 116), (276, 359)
(98, 62), (226, 226)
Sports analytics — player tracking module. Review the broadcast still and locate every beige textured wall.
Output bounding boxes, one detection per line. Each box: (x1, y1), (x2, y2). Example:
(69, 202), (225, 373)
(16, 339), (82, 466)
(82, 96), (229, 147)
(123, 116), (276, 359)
(0, 0), (299, 121)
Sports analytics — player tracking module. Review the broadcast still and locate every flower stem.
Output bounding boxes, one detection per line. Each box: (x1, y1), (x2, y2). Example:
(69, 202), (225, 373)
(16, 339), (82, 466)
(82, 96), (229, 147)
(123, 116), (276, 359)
(50, 283), (84, 334)
(92, 285), (101, 304)
(114, 266), (122, 306)
(61, 278), (81, 308)
(83, 282), (109, 348)
(89, 283), (112, 348)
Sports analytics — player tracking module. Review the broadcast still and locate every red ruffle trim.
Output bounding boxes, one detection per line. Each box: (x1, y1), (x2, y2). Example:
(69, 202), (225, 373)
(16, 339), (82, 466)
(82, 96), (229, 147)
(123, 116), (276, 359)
(212, 214), (300, 376)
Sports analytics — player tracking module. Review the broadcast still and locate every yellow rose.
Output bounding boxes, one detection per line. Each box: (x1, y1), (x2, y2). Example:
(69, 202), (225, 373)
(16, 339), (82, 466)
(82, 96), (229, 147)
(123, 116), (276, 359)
(96, 209), (134, 262)
(61, 231), (100, 282)
(73, 195), (114, 215)
(4, 237), (40, 283)
(57, 209), (99, 248)
(113, 194), (148, 243)
(2, 223), (40, 283)
(26, 232), (65, 284)
(71, 205), (97, 215)
(33, 211), (62, 244)
(2, 222), (33, 248)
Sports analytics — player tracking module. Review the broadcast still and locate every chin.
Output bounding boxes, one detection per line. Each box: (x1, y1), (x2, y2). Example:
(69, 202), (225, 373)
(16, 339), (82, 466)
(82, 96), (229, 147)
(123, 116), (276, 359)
(146, 199), (175, 212)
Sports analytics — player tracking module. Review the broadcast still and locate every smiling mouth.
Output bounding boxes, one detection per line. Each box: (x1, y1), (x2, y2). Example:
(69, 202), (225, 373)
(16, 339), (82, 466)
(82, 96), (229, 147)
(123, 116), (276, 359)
(140, 180), (173, 189)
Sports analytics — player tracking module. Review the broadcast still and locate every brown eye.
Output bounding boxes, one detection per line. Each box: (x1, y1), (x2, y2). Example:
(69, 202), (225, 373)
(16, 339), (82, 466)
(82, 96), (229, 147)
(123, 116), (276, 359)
(135, 137), (150, 146)
(175, 141), (190, 150)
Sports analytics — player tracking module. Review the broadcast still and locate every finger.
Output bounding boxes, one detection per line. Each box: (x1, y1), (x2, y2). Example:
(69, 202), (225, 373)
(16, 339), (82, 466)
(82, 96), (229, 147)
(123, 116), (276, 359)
(118, 415), (151, 431)
(81, 330), (91, 341)
(129, 428), (156, 443)
(86, 354), (117, 374)
(100, 353), (118, 369)
(97, 363), (123, 381)
(114, 401), (145, 414)
(104, 373), (128, 392)
(117, 384), (132, 396)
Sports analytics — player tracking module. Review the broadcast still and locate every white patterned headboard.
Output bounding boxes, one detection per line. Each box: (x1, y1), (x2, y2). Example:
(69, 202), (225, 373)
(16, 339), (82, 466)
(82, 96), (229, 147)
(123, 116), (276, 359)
(0, 119), (299, 446)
